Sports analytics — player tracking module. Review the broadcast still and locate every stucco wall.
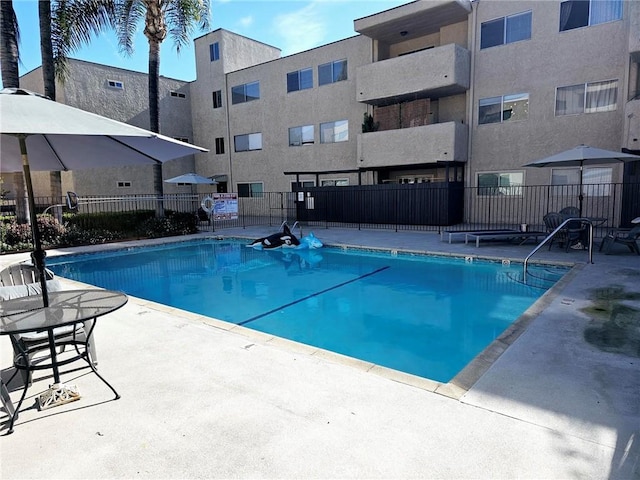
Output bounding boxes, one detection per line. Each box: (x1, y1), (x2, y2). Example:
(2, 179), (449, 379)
(470, 0), (629, 186)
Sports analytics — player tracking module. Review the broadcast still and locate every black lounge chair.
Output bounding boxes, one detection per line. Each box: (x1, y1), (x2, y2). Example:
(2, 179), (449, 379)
(599, 224), (640, 255)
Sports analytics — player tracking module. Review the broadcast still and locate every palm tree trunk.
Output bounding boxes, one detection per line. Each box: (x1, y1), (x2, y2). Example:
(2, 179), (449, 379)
(149, 39), (164, 217)
(39, 0), (63, 221)
(0, 0), (28, 224)
(0, 0), (19, 87)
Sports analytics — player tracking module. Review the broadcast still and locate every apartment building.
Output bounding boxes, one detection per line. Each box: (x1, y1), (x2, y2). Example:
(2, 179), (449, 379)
(9, 0), (639, 205)
(189, 0), (638, 197)
(14, 60), (195, 197)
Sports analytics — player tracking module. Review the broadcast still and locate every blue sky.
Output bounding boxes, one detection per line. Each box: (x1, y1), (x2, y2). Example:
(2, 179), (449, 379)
(10, 0), (409, 83)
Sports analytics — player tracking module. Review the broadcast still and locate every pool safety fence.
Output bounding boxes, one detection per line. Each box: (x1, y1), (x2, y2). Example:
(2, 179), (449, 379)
(2, 182), (639, 236)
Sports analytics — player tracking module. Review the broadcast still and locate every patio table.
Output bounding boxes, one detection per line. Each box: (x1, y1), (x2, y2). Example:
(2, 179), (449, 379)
(0, 289), (127, 434)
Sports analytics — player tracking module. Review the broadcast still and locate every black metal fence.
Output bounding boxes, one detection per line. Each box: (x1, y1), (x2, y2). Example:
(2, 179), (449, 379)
(2, 182), (639, 237)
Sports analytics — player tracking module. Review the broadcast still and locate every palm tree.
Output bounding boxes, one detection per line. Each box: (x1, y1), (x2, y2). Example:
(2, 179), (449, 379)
(41, 1), (116, 214)
(0, 0), (19, 88)
(117, 0), (210, 215)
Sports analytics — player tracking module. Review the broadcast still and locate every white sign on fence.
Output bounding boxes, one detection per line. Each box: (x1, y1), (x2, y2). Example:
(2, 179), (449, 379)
(213, 193), (238, 220)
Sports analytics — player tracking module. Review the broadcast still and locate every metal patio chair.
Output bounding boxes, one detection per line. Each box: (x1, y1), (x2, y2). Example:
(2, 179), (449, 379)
(599, 224), (640, 255)
(0, 263), (98, 386)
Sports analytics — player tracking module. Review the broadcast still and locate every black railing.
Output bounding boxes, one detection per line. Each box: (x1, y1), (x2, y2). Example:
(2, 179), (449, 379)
(2, 182), (639, 237)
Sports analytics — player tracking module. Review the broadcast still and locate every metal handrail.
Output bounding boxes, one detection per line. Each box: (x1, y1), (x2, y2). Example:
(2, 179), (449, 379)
(523, 218), (594, 276)
(279, 220), (302, 237)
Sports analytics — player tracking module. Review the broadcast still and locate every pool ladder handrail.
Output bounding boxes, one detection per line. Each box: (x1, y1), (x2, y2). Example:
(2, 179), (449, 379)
(523, 218), (593, 277)
(280, 220), (302, 238)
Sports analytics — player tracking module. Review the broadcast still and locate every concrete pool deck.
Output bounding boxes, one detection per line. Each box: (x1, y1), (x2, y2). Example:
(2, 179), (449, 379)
(1, 227), (638, 479)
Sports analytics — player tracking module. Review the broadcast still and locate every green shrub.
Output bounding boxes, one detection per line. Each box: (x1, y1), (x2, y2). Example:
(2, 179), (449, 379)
(137, 211), (198, 238)
(60, 225), (124, 246)
(64, 210), (155, 233)
(0, 215), (66, 252)
(1, 210), (198, 253)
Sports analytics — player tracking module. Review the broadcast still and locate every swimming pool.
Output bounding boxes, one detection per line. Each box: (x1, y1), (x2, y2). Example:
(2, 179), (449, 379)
(47, 239), (568, 383)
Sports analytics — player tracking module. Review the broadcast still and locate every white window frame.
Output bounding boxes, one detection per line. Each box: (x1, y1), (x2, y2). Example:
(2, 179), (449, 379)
(234, 133), (262, 152)
(320, 120), (349, 144)
(478, 93), (529, 125)
(559, 0), (623, 32)
(477, 171), (524, 196)
(289, 125), (315, 146)
(555, 79), (618, 116)
(237, 182), (264, 198)
(231, 81), (260, 105)
(551, 166), (612, 196)
(107, 79), (124, 90)
(480, 11), (532, 49)
(210, 42), (220, 61)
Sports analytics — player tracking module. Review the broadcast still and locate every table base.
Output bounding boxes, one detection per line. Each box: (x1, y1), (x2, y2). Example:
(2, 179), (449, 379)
(38, 383), (81, 410)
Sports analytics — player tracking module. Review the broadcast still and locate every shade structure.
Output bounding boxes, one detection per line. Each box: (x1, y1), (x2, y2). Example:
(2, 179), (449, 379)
(524, 145), (640, 168)
(0, 88), (208, 306)
(164, 172), (217, 184)
(524, 144), (640, 214)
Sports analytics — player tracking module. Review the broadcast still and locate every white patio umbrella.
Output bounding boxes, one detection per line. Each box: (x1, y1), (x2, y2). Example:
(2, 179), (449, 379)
(0, 88), (208, 305)
(524, 144), (640, 214)
(164, 172), (217, 184)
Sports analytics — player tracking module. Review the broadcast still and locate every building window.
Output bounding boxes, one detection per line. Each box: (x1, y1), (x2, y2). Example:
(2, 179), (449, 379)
(212, 90), (222, 109)
(117, 181), (131, 188)
(477, 172), (523, 196)
(559, 0), (622, 32)
(555, 80), (618, 115)
(321, 179), (349, 187)
(234, 133), (262, 152)
(289, 125), (314, 146)
(320, 120), (348, 143)
(478, 93), (528, 124)
(481, 11), (532, 49)
(318, 59), (347, 86)
(170, 91), (186, 98)
(552, 167), (612, 196)
(291, 180), (315, 190)
(237, 182), (263, 198)
(215, 137), (225, 154)
(287, 68), (313, 92)
(107, 79), (124, 89)
(210, 42), (220, 61)
(231, 81), (260, 105)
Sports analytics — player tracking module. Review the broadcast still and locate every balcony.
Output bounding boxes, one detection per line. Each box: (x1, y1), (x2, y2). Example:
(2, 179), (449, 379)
(356, 44), (470, 106)
(356, 121), (468, 169)
(354, 0), (471, 44)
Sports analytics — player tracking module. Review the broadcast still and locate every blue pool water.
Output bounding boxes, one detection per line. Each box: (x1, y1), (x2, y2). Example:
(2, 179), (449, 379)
(47, 239), (568, 382)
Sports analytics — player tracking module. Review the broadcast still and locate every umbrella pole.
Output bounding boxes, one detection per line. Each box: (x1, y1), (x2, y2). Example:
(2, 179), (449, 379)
(19, 135), (49, 307)
(578, 164), (584, 216)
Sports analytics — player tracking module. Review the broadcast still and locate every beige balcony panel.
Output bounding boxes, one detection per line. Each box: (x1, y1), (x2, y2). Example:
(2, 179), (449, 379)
(357, 121), (468, 169)
(356, 44), (470, 106)
(354, 0), (471, 44)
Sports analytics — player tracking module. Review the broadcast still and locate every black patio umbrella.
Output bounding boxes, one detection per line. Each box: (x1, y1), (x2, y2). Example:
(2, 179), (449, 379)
(524, 144), (640, 215)
(0, 88), (208, 306)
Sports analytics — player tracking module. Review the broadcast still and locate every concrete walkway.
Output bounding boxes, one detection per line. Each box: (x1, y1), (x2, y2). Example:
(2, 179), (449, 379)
(1, 227), (638, 479)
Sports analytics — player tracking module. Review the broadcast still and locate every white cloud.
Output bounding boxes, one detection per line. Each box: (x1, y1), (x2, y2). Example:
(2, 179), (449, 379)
(239, 15), (254, 27)
(272, 2), (327, 56)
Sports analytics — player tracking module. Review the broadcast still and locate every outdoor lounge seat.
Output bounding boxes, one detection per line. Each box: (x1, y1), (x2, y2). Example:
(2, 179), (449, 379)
(599, 224), (640, 255)
(0, 263), (98, 386)
(559, 206), (580, 218)
(543, 212), (587, 251)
